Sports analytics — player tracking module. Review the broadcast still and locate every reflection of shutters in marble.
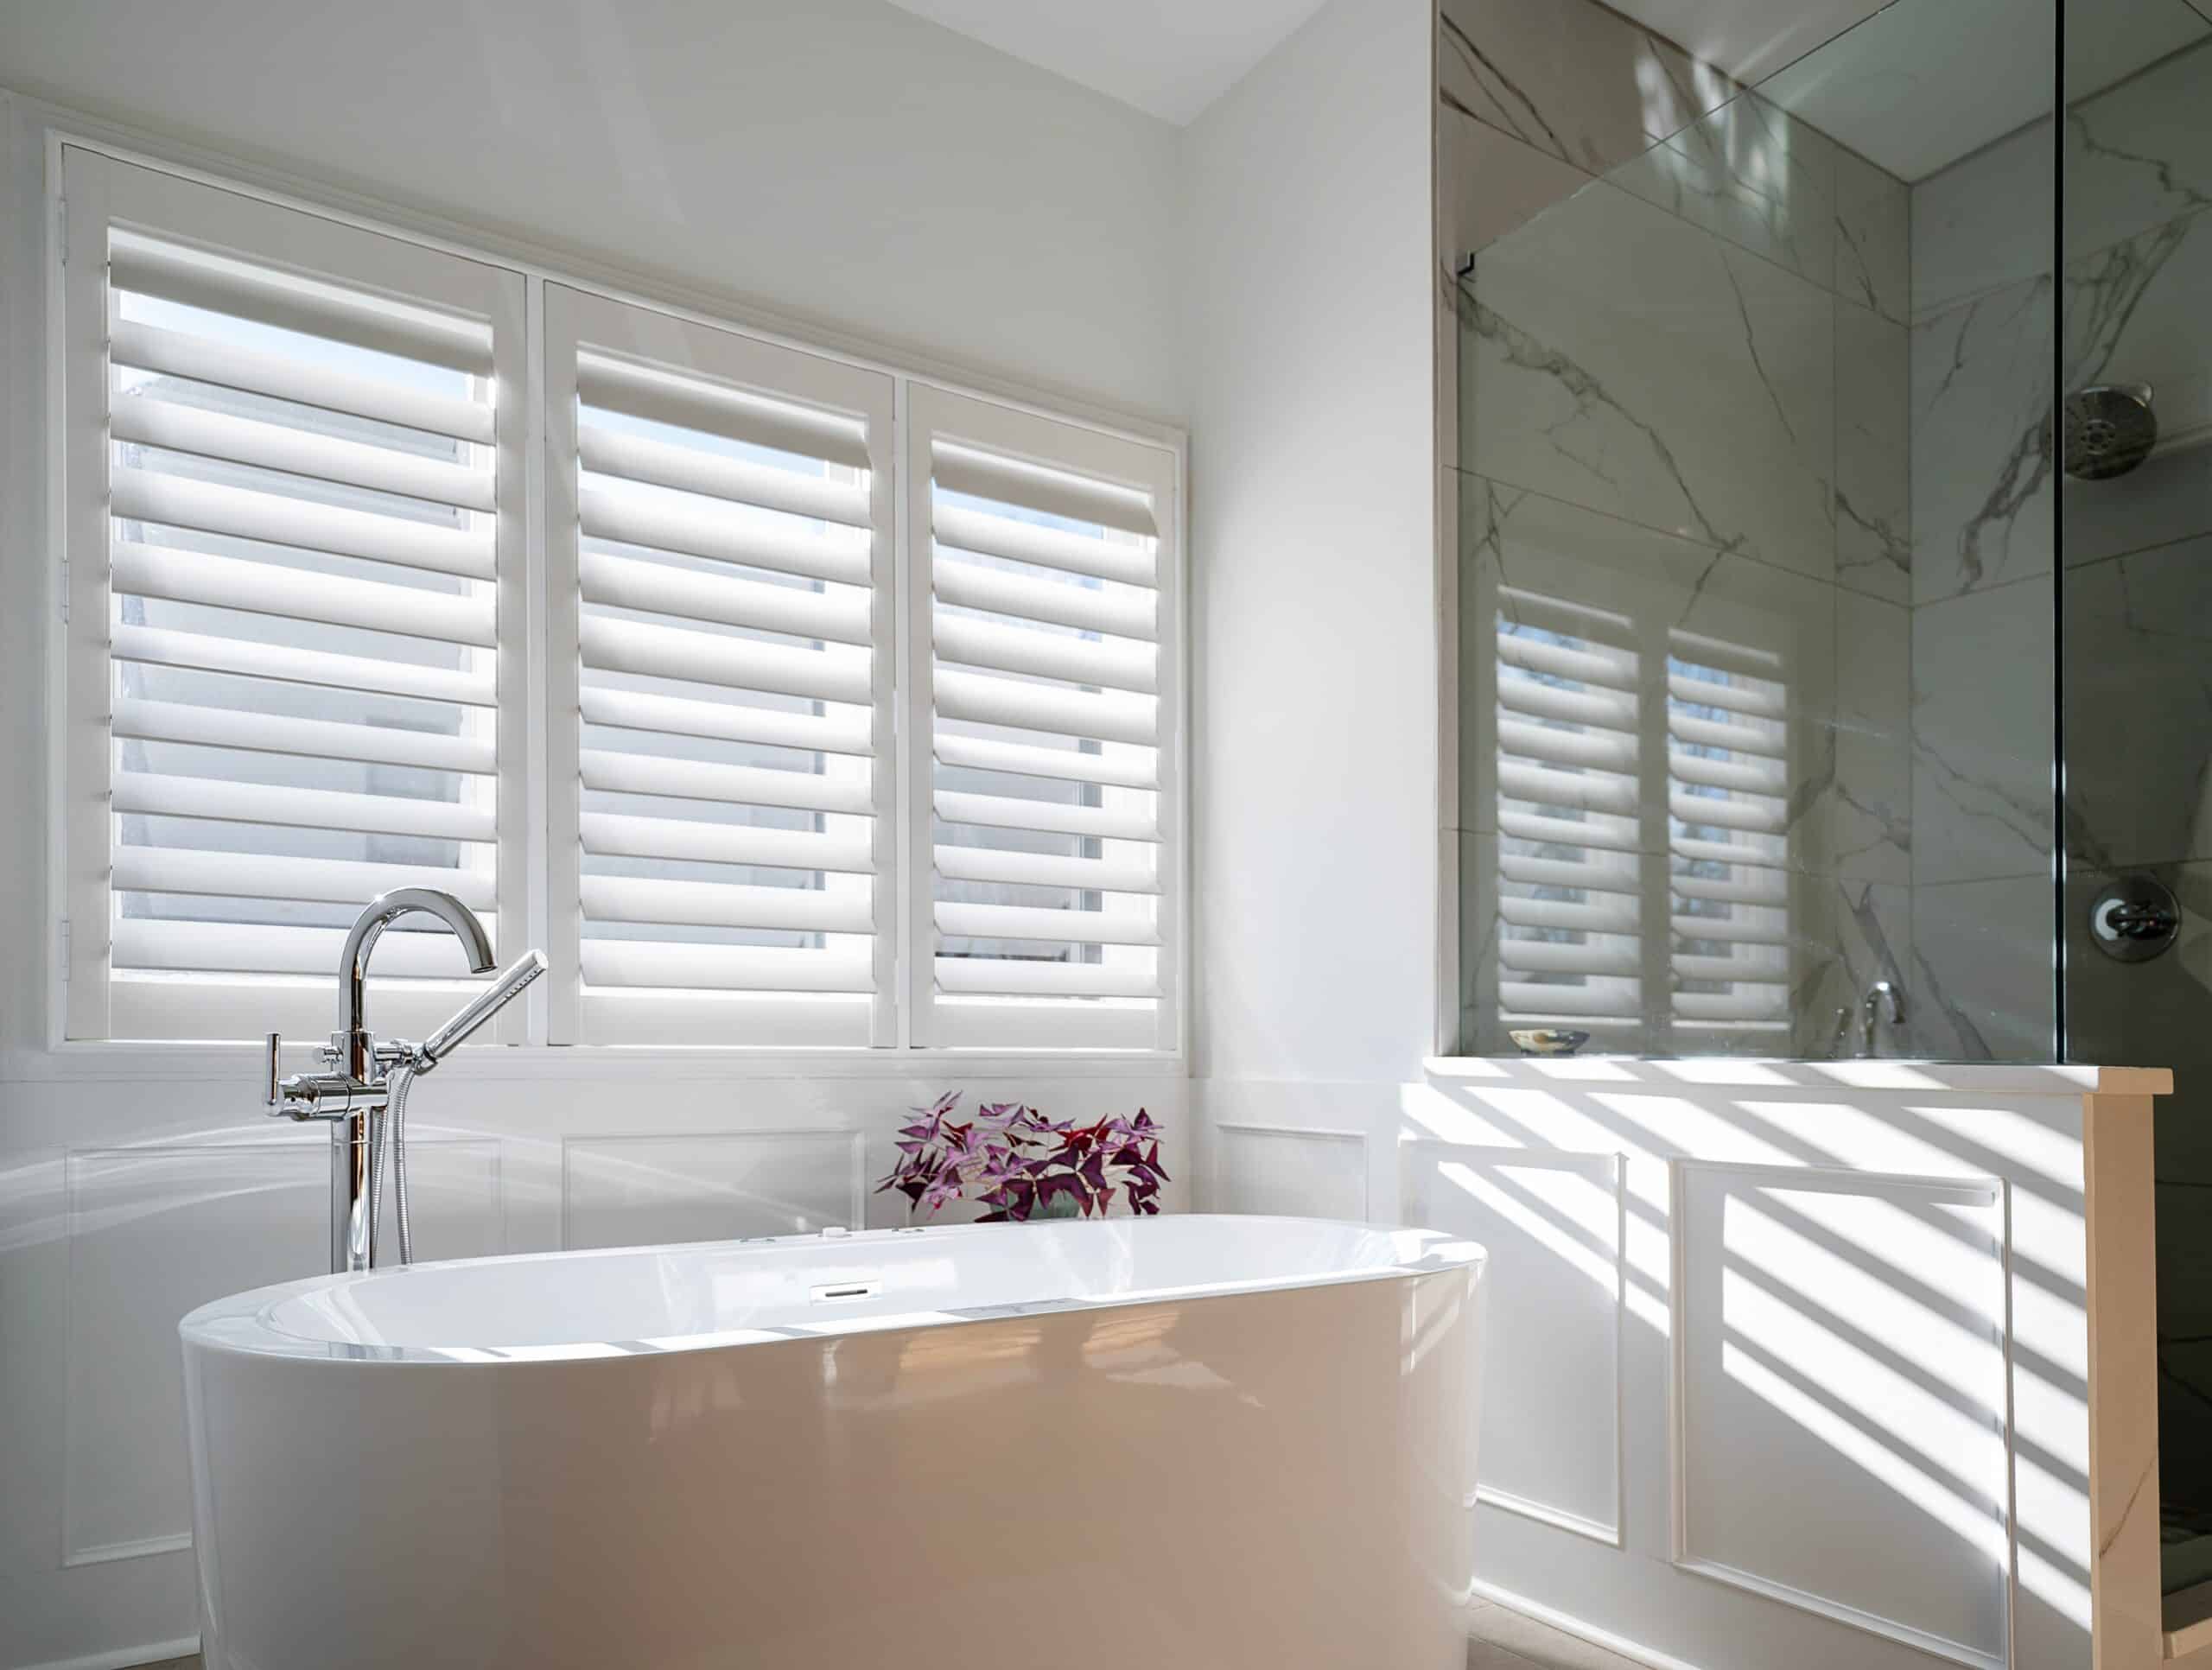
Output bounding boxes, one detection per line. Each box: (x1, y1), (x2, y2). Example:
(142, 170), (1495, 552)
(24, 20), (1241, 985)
(1667, 630), (1792, 1041)
(1492, 588), (1645, 1038)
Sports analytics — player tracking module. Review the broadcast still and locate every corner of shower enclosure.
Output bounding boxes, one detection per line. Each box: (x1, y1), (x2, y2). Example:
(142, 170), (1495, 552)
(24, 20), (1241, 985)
(1442, 0), (2212, 1604)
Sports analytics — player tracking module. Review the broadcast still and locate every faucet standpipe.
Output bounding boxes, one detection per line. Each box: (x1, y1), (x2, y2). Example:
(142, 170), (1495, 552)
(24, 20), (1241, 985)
(1832, 979), (1907, 1059)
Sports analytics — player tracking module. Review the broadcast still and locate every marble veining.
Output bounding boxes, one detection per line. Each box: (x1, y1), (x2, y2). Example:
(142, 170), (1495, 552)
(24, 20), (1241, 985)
(1910, 580), (2055, 886)
(1834, 145), (1911, 323)
(2065, 33), (2212, 262)
(1834, 589), (1911, 881)
(1798, 879), (1914, 1055)
(1910, 118), (2053, 324)
(1611, 92), (1838, 294)
(2063, 206), (2212, 566)
(1836, 301), (1911, 603)
(1465, 181), (1836, 583)
(2062, 536), (2212, 871)
(1909, 876), (2057, 1060)
(1440, 98), (1597, 268)
(1439, 0), (1738, 180)
(1910, 276), (2055, 602)
(2064, 213), (2195, 391)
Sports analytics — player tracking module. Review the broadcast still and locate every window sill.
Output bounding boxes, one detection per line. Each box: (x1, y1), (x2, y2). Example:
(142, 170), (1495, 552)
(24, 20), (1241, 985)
(2, 1042), (1189, 1085)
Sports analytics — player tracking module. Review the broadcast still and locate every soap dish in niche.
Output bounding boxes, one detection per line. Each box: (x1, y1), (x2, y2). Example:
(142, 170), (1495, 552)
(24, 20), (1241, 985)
(1509, 1028), (1591, 1057)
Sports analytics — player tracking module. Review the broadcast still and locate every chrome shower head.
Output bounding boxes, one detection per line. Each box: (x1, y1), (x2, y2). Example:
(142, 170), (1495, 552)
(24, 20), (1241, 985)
(416, 949), (549, 1070)
(2065, 383), (2158, 479)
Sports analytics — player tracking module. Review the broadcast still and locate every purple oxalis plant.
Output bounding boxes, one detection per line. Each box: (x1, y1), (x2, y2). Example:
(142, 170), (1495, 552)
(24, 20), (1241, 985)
(877, 1092), (1169, 1222)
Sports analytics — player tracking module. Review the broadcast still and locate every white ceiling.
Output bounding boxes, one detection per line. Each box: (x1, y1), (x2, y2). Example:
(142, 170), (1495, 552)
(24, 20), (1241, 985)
(880, 0), (1330, 125)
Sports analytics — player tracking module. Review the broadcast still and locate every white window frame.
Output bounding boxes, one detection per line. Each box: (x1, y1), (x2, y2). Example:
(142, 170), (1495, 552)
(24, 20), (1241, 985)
(37, 126), (1188, 1072)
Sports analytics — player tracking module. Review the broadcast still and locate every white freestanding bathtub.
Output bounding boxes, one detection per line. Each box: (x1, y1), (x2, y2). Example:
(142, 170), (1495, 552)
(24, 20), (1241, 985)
(181, 1215), (1485, 1669)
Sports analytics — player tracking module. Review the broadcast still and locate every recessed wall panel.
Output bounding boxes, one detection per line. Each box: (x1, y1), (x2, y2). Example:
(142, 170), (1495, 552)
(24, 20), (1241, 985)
(561, 1130), (866, 1250)
(64, 1141), (323, 1565)
(1674, 1161), (2010, 1667)
(1406, 1140), (1624, 1541)
(1211, 1125), (1369, 1220)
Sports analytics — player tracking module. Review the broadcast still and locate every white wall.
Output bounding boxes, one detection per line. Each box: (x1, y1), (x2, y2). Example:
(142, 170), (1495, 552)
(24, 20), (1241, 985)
(0, 5), (1199, 1664)
(1184, 0), (1440, 1093)
(0, 0), (1186, 425)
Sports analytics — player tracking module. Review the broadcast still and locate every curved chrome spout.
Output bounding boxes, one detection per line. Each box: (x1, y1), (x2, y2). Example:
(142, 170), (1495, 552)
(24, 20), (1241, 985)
(1865, 979), (1904, 1030)
(1834, 980), (1907, 1058)
(340, 886), (496, 1042)
(328, 890), (496, 1275)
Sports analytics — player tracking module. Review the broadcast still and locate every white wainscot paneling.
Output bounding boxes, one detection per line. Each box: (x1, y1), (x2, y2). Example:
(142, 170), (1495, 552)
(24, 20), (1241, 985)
(560, 1128), (868, 1250)
(62, 1137), (503, 1566)
(1405, 1140), (1624, 1544)
(1672, 1160), (2012, 1670)
(1210, 1123), (1369, 1220)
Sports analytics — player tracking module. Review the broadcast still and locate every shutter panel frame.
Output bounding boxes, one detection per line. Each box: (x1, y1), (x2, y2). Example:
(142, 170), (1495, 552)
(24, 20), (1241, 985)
(903, 383), (1182, 1053)
(60, 147), (529, 1045)
(544, 285), (898, 1047)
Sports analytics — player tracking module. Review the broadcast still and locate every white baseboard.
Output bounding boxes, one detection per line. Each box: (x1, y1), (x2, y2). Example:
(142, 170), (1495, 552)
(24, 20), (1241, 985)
(20, 1637), (198, 1670)
(1475, 1578), (1706, 1670)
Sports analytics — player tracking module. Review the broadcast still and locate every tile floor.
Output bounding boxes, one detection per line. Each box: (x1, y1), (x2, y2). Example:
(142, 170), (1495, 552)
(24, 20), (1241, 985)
(143, 1600), (1654, 1670)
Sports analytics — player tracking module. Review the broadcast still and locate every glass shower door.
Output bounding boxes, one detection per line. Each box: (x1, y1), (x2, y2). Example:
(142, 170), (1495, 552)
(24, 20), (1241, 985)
(2057, 0), (2212, 1608)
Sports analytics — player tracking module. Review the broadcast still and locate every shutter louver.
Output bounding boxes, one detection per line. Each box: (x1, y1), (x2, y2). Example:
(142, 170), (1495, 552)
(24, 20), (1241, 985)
(1667, 630), (1793, 1040)
(905, 385), (1180, 1050)
(62, 149), (526, 1042)
(1492, 588), (1646, 1043)
(544, 288), (896, 1045)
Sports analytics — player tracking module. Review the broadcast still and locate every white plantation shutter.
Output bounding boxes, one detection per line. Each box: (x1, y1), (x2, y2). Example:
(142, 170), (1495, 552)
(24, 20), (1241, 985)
(904, 384), (1181, 1050)
(543, 286), (896, 1045)
(60, 149), (526, 1042)
(1667, 630), (1794, 1042)
(1492, 589), (1649, 1045)
(57, 154), (1185, 1057)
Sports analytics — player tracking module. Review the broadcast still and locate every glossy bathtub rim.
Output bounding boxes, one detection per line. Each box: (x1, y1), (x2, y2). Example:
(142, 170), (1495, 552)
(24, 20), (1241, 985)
(178, 1213), (1489, 1366)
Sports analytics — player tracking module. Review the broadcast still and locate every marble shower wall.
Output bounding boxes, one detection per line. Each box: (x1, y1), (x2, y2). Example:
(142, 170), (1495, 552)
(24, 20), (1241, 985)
(1896, 109), (2063, 1061)
(1441, 0), (1914, 1055)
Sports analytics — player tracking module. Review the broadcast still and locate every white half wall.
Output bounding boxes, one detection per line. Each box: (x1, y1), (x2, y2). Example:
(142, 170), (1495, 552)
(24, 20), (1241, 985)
(1214, 1056), (2164, 1670)
(1184, 0), (1440, 1091)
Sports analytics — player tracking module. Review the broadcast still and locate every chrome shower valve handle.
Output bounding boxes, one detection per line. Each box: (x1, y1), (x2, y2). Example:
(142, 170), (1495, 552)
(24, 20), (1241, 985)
(263, 1031), (377, 1122)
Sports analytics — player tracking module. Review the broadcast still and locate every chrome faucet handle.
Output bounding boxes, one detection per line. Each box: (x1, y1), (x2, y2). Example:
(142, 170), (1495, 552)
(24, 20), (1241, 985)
(264, 1032), (375, 1123)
